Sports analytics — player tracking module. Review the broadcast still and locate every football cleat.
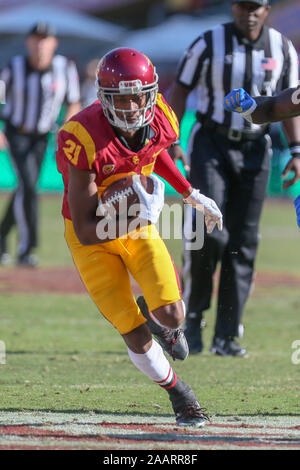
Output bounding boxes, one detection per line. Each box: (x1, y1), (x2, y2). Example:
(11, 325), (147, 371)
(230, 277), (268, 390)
(167, 378), (210, 427)
(137, 296), (189, 361)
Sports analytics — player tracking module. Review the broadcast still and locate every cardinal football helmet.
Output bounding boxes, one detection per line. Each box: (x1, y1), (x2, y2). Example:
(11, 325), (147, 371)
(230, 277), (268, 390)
(96, 48), (158, 131)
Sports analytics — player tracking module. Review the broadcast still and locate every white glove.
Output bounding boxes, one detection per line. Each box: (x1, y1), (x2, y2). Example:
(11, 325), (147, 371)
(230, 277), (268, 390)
(183, 189), (223, 233)
(132, 174), (165, 224)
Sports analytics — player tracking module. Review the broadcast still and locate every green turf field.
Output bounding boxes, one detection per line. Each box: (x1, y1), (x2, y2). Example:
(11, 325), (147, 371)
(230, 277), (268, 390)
(0, 195), (300, 418)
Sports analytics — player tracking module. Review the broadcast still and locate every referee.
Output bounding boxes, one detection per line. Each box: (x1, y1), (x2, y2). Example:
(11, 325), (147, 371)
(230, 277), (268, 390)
(168, 0), (300, 356)
(0, 22), (80, 266)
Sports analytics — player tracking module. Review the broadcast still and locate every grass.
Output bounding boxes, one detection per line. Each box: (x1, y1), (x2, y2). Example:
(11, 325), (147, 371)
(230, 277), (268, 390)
(0, 194), (300, 417)
(256, 199), (300, 274)
(0, 288), (300, 416)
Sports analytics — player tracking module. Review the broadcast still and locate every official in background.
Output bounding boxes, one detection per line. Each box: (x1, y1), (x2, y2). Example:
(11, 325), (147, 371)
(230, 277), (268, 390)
(80, 58), (99, 109)
(0, 22), (81, 266)
(168, 0), (300, 356)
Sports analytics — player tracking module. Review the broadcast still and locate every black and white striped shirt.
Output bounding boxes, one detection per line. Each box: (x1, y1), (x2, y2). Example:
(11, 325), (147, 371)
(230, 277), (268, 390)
(177, 23), (299, 131)
(1, 54), (80, 135)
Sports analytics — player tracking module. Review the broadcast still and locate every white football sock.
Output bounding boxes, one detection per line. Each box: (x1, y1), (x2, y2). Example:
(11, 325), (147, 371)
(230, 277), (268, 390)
(127, 339), (175, 387)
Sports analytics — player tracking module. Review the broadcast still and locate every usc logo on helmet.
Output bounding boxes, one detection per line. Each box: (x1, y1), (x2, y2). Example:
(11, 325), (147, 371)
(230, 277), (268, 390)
(132, 155), (139, 165)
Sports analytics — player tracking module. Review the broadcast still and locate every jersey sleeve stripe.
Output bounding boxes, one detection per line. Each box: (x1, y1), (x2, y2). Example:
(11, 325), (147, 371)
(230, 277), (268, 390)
(156, 94), (179, 138)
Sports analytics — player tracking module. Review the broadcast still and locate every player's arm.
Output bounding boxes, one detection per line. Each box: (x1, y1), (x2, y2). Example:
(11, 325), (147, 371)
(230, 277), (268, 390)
(254, 89), (300, 123)
(224, 88), (300, 188)
(224, 87), (300, 124)
(154, 149), (192, 195)
(67, 164), (106, 245)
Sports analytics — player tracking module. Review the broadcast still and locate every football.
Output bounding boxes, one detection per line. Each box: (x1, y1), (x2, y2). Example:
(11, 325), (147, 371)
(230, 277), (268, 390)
(99, 174), (154, 219)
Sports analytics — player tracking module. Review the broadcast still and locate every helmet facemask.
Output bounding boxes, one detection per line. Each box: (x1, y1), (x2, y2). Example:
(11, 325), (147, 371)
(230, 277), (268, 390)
(97, 77), (158, 131)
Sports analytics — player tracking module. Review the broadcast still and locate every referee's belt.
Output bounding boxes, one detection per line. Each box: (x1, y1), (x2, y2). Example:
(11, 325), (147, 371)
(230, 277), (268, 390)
(200, 117), (269, 142)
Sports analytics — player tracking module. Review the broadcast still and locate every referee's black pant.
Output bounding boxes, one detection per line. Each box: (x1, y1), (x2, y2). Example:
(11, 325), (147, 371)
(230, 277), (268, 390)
(183, 124), (271, 338)
(0, 125), (48, 258)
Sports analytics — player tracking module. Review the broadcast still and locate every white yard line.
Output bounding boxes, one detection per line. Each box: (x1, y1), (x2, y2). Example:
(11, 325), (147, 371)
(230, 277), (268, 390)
(0, 412), (299, 450)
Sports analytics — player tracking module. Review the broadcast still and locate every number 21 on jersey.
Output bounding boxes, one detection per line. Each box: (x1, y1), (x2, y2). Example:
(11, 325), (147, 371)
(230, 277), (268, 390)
(63, 139), (82, 165)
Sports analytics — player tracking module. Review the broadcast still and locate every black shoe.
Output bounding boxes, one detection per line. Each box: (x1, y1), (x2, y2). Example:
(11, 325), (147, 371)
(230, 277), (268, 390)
(0, 235), (10, 265)
(17, 253), (39, 267)
(167, 378), (210, 427)
(210, 336), (247, 357)
(184, 313), (204, 354)
(137, 296), (189, 361)
(0, 252), (12, 265)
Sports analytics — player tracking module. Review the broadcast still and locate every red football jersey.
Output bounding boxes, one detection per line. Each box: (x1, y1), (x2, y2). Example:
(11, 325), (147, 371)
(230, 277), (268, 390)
(56, 93), (179, 220)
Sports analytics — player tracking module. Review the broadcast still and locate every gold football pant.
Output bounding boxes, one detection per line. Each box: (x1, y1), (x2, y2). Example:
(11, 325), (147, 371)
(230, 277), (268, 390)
(64, 219), (182, 334)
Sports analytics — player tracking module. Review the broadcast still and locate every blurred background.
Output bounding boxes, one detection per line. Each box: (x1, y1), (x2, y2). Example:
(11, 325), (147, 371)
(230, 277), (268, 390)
(0, 0), (299, 197)
(1, 1), (299, 431)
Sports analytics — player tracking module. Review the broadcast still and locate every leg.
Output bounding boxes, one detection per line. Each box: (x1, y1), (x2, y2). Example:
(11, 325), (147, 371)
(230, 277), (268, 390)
(151, 300), (185, 329)
(65, 219), (146, 335)
(123, 323), (209, 428)
(0, 192), (16, 242)
(0, 129), (25, 259)
(123, 324), (176, 387)
(0, 192), (16, 263)
(4, 131), (47, 263)
(4, 132), (32, 259)
(65, 219), (208, 427)
(212, 135), (271, 355)
(124, 225), (188, 360)
(136, 295), (188, 360)
(183, 126), (229, 352)
(122, 323), (152, 353)
(24, 137), (47, 252)
(15, 136), (47, 261)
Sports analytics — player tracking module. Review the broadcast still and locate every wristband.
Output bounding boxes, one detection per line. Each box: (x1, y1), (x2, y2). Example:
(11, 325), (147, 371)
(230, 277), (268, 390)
(289, 142), (300, 157)
(241, 100), (257, 123)
(171, 140), (180, 147)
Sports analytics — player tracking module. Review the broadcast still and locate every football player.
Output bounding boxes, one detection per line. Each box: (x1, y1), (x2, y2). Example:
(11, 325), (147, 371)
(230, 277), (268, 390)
(56, 48), (222, 427)
(224, 86), (300, 227)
